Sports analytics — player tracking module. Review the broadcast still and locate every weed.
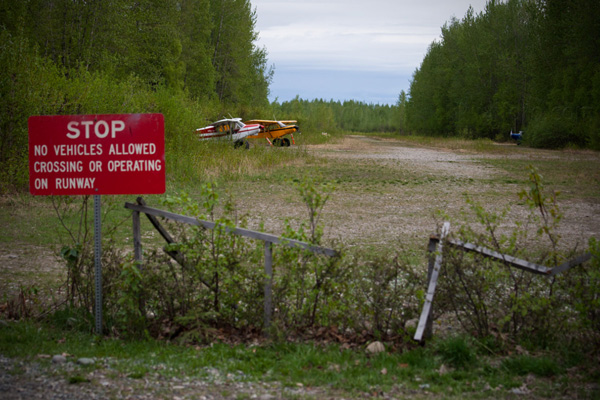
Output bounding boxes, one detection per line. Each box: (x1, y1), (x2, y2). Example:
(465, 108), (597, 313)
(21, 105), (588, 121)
(501, 355), (562, 377)
(434, 335), (477, 370)
(68, 375), (90, 384)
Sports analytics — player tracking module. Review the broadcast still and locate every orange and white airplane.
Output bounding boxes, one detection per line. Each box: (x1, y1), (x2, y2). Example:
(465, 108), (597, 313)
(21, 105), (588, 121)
(244, 120), (300, 147)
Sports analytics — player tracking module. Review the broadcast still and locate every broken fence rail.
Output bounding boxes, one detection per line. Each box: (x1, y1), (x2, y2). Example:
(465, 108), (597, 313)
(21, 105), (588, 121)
(414, 222), (594, 342)
(124, 198), (339, 330)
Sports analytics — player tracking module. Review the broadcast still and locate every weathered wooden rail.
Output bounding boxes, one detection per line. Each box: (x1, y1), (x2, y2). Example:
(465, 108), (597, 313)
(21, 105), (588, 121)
(414, 222), (594, 342)
(125, 197), (339, 330)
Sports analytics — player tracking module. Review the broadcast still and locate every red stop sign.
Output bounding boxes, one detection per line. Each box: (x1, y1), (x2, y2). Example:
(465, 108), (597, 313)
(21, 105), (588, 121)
(28, 114), (165, 195)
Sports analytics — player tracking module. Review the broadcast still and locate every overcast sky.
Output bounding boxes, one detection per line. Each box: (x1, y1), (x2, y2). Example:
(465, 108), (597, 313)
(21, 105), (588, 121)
(251, 0), (490, 104)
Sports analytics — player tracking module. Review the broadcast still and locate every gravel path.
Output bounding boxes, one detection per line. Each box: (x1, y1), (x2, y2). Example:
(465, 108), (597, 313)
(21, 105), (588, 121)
(0, 354), (351, 400)
(245, 135), (600, 249)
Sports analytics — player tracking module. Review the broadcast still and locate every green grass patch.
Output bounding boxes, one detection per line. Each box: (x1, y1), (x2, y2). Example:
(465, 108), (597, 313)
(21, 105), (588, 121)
(2, 319), (596, 398)
(384, 135), (519, 154)
(435, 335), (478, 370)
(483, 157), (600, 200)
(501, 355), (562, 378)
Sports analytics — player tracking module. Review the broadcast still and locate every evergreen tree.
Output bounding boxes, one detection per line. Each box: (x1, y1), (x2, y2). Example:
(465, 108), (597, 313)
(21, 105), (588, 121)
(404, 0), (600, 148)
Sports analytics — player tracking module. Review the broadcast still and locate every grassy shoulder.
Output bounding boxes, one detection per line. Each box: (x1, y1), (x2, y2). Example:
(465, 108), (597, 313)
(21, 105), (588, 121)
(1, 319), (596, 399)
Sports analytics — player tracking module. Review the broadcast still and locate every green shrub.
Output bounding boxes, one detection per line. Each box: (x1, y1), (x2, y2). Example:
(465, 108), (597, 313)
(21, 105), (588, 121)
(348, 251), (424, 339)
(526, 113), (584, 149)
(435, 167), (596, 347)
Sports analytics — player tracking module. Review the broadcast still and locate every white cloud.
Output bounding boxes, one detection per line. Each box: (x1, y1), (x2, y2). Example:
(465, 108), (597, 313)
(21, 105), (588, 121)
(251, 0), (490, 102)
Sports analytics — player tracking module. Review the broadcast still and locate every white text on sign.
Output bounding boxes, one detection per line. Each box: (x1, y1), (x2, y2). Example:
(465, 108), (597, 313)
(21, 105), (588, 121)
(66, 120), (126, 139)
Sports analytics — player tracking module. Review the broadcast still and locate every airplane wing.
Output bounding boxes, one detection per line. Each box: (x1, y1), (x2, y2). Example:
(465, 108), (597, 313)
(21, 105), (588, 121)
(245, 119), (297, 126)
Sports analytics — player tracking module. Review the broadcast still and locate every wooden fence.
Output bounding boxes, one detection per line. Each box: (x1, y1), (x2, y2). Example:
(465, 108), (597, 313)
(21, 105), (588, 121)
(124, 200), (594, 341)
(414, 222), (594, 342)
(124, 197), (339, 330)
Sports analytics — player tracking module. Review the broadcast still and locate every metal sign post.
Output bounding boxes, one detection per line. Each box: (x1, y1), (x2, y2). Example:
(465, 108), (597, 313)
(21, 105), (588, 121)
(94, 195), (102, 334)
(28, 113), (165, 335)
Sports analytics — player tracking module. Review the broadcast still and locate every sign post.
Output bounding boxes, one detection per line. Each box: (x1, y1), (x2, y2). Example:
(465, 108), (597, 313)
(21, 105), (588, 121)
(94, 194), (102, 334)
(28, 114), (165, 334)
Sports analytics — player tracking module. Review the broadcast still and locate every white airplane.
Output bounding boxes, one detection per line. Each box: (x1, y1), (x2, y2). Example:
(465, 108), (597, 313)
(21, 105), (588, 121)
(196, 118), (263, 149)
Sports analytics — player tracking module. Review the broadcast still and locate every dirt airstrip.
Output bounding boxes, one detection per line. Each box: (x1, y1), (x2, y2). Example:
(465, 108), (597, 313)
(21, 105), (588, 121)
(3, 135), (600, 299)
(237, 135), (600, 252)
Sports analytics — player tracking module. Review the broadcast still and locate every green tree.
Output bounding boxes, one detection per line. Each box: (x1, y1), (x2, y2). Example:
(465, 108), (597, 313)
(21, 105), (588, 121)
(209, 0), (272, 108)
(178, 0), (216, 99)
(404, 0), (600, 148)
(527, 0), (600, 148)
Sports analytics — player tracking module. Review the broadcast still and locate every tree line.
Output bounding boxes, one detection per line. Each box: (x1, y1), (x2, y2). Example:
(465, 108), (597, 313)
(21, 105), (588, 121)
(405, 0), (600, 149)
(0, 0), (273, 191)
(1, 0), (271, 104)
(271, 97), (402, 134)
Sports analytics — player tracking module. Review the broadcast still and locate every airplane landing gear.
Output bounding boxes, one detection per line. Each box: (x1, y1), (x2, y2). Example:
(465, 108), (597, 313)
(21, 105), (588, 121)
(234, 139), (250, 149)
(272, 138), (291, 147)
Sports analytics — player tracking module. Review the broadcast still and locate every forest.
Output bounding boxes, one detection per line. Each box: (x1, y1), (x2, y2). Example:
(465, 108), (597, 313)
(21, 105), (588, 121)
(0, 0), (273, 191)
(1, 0), (599, 192)
(406, 0), (600, 148)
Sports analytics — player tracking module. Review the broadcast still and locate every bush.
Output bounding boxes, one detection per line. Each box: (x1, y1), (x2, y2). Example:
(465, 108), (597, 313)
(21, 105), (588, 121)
(347, 251), (424, 339)
(434, 167), (598, 348)
(554, 237), (600, 350)
(525, 113), (585, 149)
(45, 177), (426, 343)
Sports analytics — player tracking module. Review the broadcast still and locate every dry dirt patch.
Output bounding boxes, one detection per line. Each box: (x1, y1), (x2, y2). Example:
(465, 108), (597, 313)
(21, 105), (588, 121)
(312, 135), (502, 179)
(278, 135), (600, 250)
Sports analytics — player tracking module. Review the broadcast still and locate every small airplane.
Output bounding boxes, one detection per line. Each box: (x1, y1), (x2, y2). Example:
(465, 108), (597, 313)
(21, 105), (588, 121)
(244, 120), (300, 147)
(196, 118), (263, 149)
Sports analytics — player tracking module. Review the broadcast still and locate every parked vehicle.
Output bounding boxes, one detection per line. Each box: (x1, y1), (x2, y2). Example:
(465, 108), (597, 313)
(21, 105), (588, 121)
(244, 120), (300, 147)
(196, 118), (262, 149)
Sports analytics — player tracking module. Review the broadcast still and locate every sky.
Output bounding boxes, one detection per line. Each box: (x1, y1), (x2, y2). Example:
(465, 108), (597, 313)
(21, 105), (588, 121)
(251, 0), (490, 105)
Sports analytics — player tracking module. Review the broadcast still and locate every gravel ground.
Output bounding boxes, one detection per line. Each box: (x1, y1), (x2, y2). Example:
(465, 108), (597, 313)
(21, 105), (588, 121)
(0, 354), (335, 400)
(238, 136), (600, 250)
(0, 353), (444, 400)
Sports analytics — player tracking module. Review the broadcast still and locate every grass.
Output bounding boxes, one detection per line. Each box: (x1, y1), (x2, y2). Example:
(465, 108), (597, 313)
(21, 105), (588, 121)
(2, 320), (593, 398)
(501, 355), (562, 377)
(484, 157), (600, 200)
(373, 134), (516, 153)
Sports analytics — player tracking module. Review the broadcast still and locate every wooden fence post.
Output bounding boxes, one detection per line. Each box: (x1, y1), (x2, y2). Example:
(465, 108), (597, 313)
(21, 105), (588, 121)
(133, 210), (142, 265)
(423, 235), (439, 340)
(414, 222), (450, 342)
(264, 241), (273, 330)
